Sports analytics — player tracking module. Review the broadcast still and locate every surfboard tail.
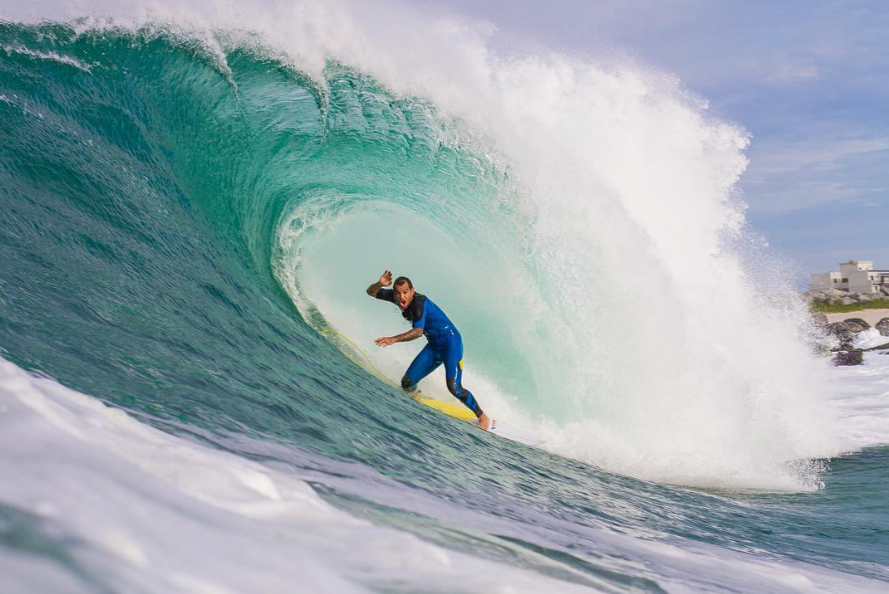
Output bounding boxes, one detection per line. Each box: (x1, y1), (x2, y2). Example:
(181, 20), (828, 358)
(486, 418), (546, 447)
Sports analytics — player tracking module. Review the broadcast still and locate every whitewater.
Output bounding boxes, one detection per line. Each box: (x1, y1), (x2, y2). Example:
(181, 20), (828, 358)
(1, 0), (887, 591)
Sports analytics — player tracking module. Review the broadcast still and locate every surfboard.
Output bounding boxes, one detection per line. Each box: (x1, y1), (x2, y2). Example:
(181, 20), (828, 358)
(322, 326), (545, 447)
(487, 418), (546, 447)
(411, 392), (477, 421)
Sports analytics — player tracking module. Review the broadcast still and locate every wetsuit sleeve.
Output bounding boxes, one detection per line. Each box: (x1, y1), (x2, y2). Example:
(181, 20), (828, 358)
(375, 288), (395, 302)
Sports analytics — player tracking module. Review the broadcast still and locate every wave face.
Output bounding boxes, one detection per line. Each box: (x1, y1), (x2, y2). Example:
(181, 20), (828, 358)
(1, 5), (887, 593)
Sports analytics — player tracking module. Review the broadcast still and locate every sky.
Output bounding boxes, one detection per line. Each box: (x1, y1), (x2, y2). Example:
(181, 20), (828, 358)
(415, 0), (889, 285)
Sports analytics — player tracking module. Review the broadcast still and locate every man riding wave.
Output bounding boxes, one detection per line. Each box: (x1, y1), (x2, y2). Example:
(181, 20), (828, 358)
(367, 270), (492, 431)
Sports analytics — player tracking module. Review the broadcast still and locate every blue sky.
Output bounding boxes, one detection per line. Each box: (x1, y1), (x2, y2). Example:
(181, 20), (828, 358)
(418, 0), (889, 284)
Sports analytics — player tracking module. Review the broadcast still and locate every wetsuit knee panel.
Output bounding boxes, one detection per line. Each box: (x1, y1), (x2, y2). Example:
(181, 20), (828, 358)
(401, 375), (415, 391)
(446, 377), (458, 396)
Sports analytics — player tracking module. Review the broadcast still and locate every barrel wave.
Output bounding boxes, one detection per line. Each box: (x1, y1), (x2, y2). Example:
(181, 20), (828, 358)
(0, 17), (838, 488)
(2, 10), (887, 594)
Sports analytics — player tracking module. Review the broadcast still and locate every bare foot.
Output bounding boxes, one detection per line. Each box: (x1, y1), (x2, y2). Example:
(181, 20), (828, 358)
(477, 412), (492, 431)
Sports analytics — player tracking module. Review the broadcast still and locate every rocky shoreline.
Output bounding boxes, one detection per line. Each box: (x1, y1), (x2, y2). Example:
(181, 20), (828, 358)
(811, 311), (889, 367)
(808, 285), (889, 305)
(806, 289), (889, 366)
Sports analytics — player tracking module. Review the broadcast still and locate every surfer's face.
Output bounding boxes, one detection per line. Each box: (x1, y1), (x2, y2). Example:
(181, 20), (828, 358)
(393, 282), (415, 310)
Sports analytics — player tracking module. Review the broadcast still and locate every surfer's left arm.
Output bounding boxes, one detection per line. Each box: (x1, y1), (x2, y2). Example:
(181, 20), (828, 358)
(367, 270), (393, 297)
(375, 328), (423, 347)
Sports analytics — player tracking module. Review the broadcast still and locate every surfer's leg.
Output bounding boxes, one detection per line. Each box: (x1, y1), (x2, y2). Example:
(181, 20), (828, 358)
(443, 332), (486, 422)
(401, 343), (441, 392)
(445, 362), (482, 415)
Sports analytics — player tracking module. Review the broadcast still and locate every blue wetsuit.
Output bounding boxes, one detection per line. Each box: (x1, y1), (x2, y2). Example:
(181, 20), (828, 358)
(375, 289), (483, 417)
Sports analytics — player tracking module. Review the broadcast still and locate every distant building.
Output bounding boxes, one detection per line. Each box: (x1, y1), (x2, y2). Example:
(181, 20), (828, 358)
(810, 260), (889, 293)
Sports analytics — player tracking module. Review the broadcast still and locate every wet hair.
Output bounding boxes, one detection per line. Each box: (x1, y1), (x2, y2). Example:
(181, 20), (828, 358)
(394, 276), (413, 289)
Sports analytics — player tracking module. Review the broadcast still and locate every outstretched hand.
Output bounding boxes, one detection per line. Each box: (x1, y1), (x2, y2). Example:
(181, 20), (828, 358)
(379, 270), (393, 287)
(375, 336), (396, 347)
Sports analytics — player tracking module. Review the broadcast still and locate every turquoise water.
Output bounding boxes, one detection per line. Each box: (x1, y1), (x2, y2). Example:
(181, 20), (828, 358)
(1, 20), (888, 593)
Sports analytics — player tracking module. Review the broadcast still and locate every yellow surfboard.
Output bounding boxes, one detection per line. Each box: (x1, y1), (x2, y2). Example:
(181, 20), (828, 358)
(321, 326), (545, 446)
(409, 392), (477, 422)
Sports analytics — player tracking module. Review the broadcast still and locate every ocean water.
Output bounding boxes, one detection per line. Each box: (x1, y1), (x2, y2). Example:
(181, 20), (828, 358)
(1, 2), (888, 592)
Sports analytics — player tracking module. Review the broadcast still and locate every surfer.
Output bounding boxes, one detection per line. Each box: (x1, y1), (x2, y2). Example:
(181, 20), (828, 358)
(367, 270), (492, 431)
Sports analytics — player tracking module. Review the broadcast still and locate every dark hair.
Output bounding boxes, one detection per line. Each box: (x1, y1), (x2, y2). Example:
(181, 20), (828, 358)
(394, 276), (413, 289)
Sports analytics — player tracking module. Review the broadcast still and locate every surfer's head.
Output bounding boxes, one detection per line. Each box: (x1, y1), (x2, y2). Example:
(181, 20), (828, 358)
(393, 276), (415, 310)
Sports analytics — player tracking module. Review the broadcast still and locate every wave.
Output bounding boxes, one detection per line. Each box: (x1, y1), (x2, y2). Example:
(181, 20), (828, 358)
(0, 2), (850, 494)
(4, 4), (889, 592)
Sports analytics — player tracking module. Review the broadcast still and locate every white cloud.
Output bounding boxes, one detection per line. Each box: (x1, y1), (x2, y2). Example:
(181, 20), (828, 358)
(763, 63), (820, 85)
(742, 136), (889, 213)
(748, 137), (889, 177)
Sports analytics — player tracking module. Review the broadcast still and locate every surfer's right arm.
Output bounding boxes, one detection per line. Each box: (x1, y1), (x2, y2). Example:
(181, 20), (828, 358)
(366, 270), (393, 297)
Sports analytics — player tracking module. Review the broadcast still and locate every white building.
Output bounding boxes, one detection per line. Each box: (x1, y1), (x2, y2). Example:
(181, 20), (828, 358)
(810, 260), (889, 294)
